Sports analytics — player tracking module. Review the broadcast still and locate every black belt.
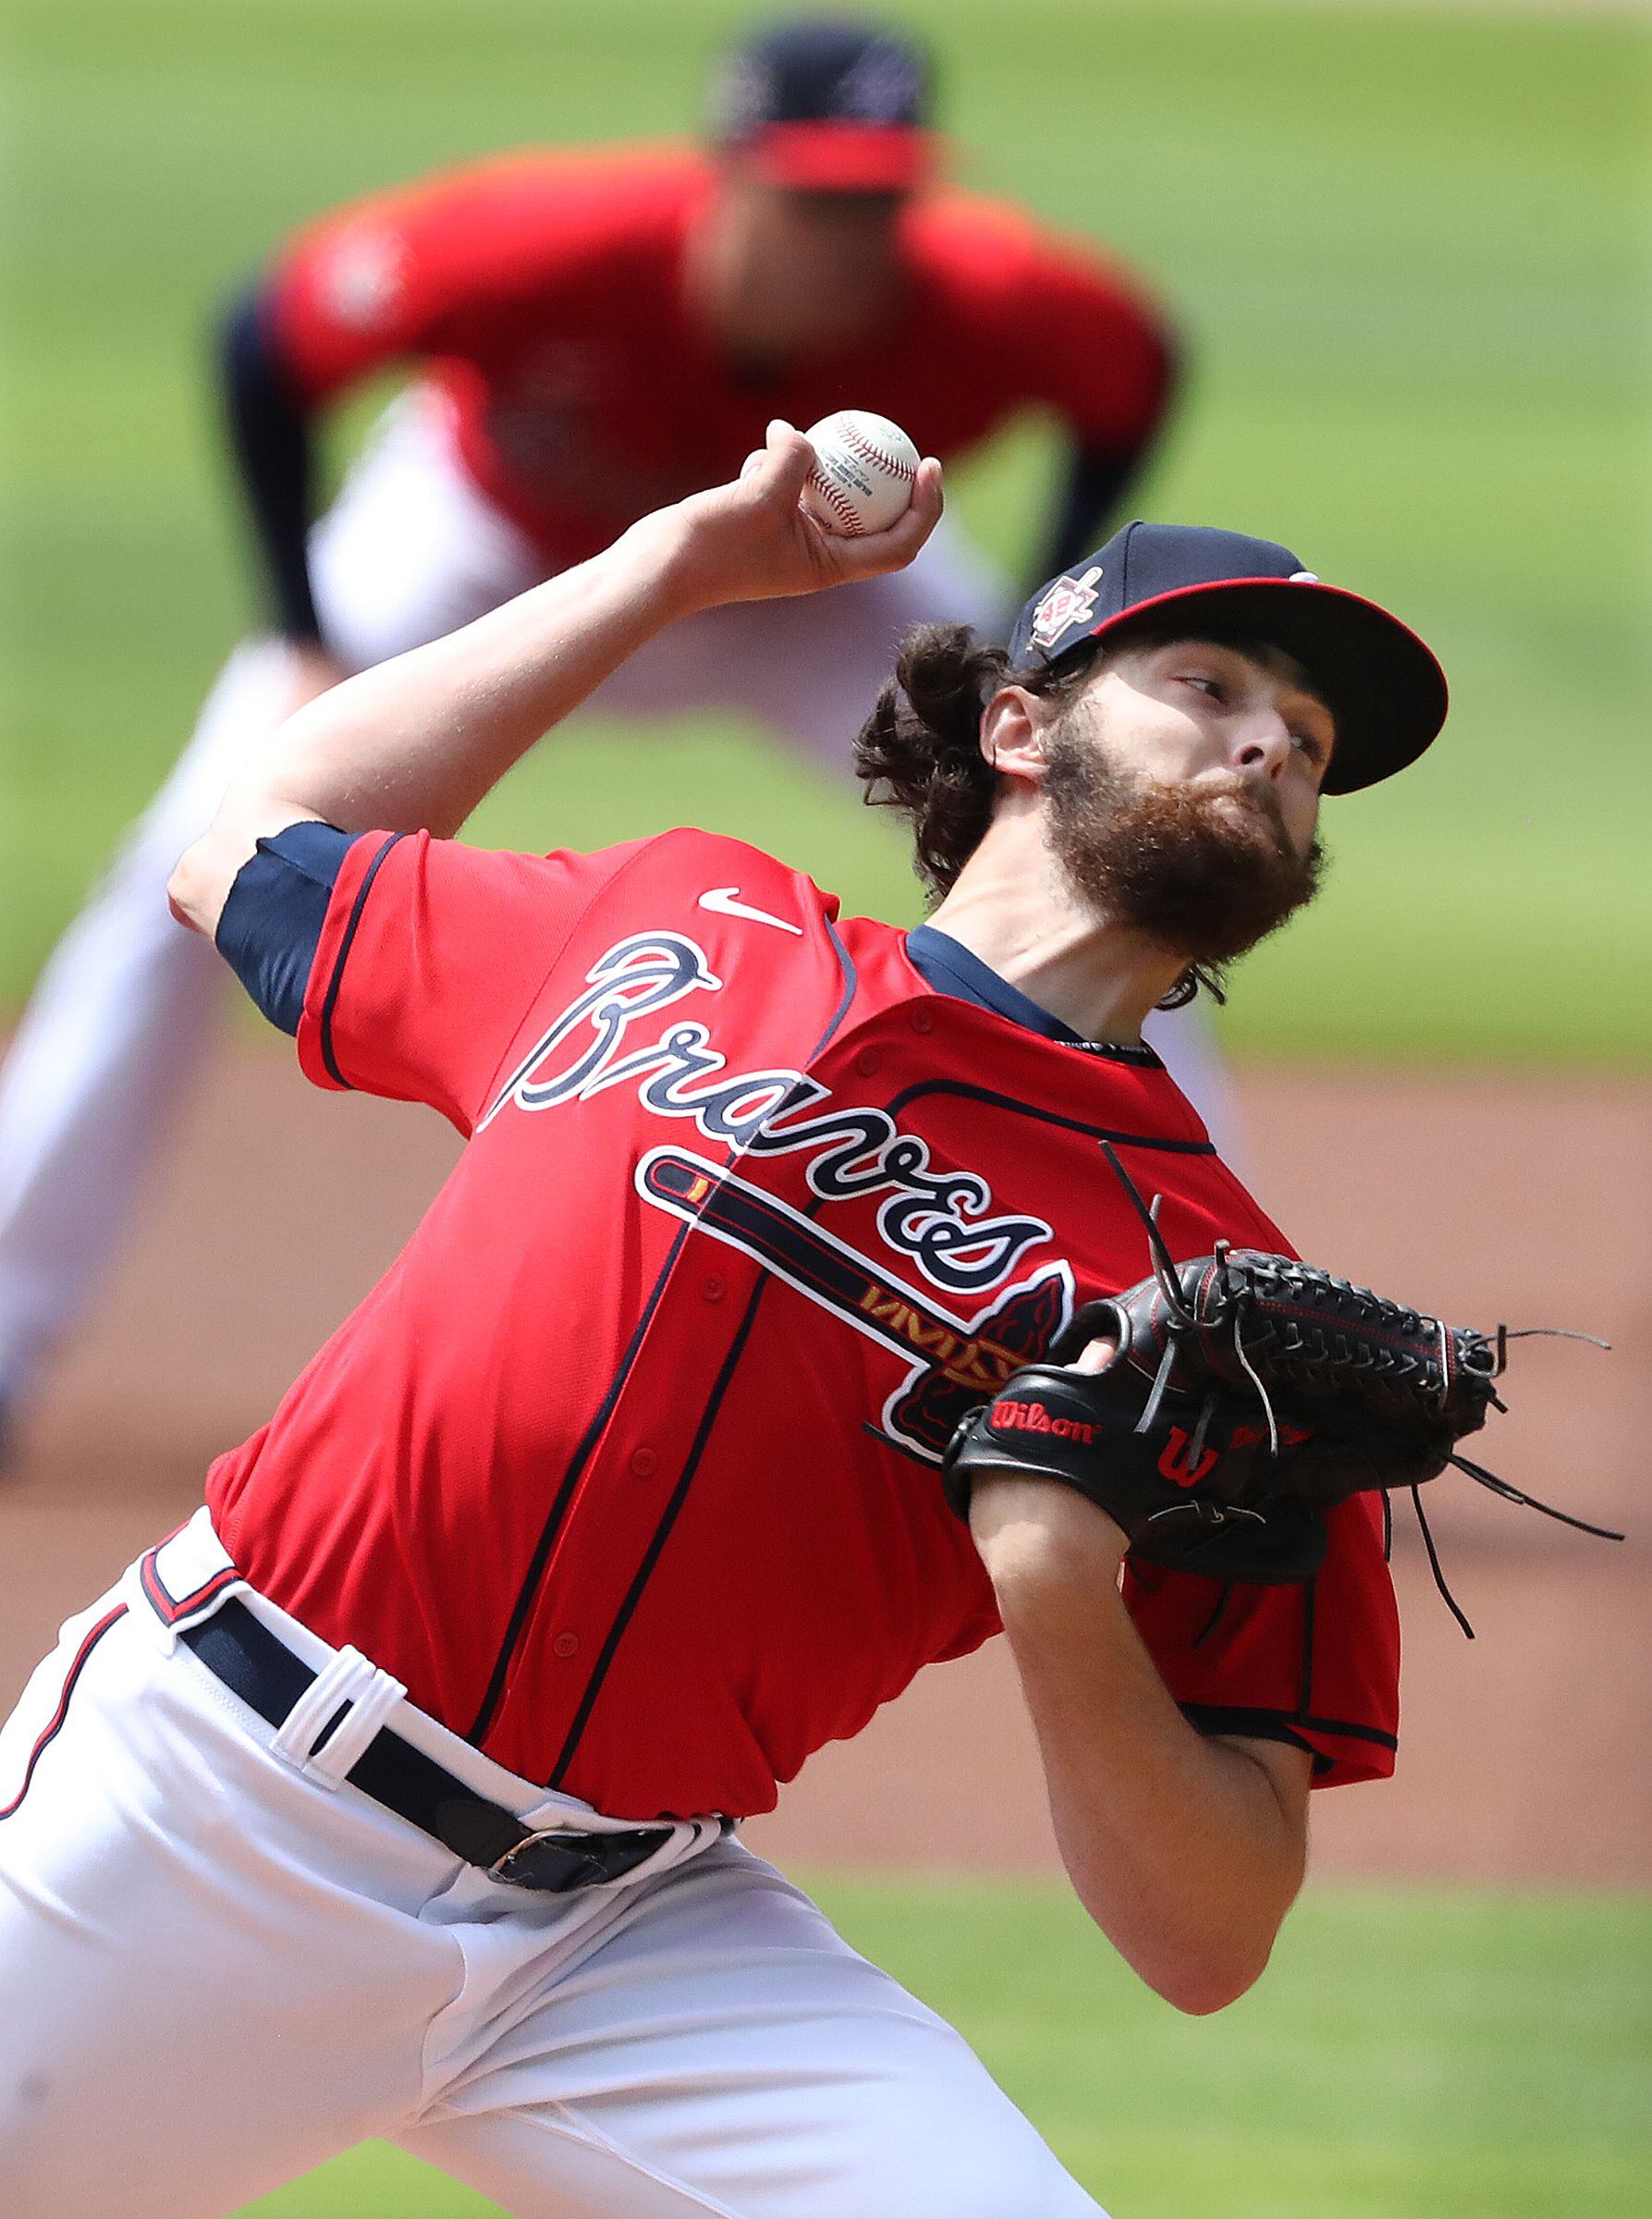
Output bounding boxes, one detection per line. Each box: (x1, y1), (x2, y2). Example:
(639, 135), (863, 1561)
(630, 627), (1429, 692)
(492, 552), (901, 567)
(180, 1599), (679, 1892)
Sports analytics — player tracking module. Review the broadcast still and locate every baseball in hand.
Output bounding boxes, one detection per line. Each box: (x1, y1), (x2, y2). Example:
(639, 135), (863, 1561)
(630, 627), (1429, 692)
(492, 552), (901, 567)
(799, 411), (921, 537)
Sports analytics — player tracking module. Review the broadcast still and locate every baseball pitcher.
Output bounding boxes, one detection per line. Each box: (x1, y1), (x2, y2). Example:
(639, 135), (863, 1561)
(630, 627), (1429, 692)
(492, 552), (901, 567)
(0, 423), (1508, 2215)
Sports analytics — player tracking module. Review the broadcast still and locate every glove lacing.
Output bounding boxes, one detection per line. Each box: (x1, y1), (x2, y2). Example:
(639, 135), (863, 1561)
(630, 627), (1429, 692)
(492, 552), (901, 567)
(1096, 1143), (1622, 1637)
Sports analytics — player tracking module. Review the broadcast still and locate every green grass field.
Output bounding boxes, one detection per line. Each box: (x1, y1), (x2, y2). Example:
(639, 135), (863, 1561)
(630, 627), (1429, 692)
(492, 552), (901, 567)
(232, 1882), (1651, 2217)
(4, 0), (1647, 1056)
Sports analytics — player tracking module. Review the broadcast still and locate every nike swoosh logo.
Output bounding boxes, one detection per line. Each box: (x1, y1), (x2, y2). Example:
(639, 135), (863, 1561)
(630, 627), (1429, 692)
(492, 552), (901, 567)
(696, 887), (802, 935)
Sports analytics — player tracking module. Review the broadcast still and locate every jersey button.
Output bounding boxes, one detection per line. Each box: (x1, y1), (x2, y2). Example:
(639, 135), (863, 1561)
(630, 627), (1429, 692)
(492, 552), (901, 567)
(854, 1048), (880, 1078)
(702, 1274), (726, 1304)
(630, 1447), (658, 1477)
(552, 1631), (580, 1661)
(910, 1006), (935, 1035)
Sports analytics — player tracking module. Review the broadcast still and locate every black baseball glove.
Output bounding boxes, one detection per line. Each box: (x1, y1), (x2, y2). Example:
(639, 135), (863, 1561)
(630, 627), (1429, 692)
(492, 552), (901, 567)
(942, 1237), (1615, 1593)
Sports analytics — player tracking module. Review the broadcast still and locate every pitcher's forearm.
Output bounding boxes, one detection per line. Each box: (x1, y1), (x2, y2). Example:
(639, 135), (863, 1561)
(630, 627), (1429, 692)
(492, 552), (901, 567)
(975, 1478), (1308, 2014)
(243, 524), (694, 840)
(167, 525), (693, 940)
(168, 423), (942, 940)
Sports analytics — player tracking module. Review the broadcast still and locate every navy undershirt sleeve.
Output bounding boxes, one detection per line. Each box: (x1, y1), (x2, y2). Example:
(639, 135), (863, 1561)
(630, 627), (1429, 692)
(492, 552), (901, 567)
(214, 821), (361, 1035)
(220, 283), (324, 644)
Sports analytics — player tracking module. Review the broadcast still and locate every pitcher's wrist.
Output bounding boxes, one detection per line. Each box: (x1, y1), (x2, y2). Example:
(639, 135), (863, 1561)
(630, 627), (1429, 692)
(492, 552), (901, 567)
(612, 510), (718, 627)
(971, 1474), (1129, 1595)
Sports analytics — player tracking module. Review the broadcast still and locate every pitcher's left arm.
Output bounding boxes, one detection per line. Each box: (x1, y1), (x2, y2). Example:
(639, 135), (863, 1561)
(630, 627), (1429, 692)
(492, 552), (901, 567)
(971, 1471), (1309, 2017)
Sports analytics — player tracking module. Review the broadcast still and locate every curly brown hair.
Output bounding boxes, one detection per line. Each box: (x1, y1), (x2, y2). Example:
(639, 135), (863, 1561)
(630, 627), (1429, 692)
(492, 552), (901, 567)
(851, 623), (1093, 901)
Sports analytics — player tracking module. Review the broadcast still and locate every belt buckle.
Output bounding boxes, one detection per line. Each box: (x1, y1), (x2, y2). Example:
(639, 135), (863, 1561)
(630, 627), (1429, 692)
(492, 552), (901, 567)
(487, 1827), (615, 1894)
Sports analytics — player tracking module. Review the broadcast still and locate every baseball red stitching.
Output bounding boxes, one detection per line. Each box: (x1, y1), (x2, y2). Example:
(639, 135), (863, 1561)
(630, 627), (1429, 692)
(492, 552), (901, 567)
(806, 470), (868, 537)
(839, 425), (916, 482)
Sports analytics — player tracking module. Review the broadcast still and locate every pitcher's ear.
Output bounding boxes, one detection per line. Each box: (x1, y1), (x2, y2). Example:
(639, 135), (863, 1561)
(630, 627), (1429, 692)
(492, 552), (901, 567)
(980, 685), (1052, 783)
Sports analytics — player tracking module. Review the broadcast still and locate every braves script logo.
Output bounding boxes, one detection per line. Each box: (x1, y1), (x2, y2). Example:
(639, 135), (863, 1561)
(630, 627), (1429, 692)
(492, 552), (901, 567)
(482, 932), (1053, 1298)
(479, 933), (802, 1150)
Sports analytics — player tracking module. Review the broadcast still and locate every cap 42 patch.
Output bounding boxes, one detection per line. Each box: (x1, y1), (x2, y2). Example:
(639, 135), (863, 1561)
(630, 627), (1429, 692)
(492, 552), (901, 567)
(1029, 565), (1103, 652)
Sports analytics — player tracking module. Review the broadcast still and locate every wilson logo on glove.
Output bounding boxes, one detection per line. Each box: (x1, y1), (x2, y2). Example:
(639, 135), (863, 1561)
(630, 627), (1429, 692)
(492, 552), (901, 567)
(1156, 1428), (1219, 1488)
(988, 1399), (1096, 1445)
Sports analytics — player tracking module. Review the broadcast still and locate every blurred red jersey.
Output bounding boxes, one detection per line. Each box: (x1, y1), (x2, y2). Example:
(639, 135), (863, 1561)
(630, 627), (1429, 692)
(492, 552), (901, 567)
(269, 146), (1175, 568)
(204, 828), (1398, 1820)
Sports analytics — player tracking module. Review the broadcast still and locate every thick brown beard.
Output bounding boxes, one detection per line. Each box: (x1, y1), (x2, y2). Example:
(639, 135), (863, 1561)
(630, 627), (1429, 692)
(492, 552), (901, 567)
(1043, 729), (1326, 968)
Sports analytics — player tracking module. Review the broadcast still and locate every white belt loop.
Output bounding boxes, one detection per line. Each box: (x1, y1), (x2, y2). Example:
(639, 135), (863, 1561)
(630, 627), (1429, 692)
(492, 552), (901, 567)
(269, 1645), (407, 1789)
(155, 1514), (707, 1852)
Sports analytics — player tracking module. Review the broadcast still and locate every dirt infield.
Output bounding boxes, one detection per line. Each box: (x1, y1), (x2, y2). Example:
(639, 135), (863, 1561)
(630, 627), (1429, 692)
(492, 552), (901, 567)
(2, 1037), (1646, 1884)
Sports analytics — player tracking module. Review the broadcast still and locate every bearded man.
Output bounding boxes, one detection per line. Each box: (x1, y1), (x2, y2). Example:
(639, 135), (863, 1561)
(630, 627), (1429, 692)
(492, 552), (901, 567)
(0, 427), (1445, 2216)
(857, 595), (1336, 1025)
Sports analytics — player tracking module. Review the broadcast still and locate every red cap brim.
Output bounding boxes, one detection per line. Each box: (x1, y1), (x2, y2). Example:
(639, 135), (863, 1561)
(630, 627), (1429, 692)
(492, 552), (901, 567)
(739, 122), (934, 191)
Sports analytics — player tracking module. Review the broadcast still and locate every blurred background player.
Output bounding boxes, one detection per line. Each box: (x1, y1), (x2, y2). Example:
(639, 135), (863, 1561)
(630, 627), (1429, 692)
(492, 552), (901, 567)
(0, 12), (1230, 1447)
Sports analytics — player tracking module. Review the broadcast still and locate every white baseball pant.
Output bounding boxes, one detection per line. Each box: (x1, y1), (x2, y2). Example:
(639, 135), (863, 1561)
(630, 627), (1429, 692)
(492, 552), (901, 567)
(0, 1512), (1105, 2218)
(0, 396), (1238, 1408)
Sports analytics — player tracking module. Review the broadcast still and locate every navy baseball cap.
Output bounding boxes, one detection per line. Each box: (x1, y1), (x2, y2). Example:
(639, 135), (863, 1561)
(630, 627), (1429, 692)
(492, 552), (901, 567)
(706, 17), (936, 191)
(1010, 522), (1449, 795)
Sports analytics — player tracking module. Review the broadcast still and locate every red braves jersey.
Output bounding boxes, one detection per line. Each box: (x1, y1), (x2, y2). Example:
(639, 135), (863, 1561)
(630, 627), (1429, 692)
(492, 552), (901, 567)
(268, 146), (1174, 568)
(205, 828), (1399, 1817)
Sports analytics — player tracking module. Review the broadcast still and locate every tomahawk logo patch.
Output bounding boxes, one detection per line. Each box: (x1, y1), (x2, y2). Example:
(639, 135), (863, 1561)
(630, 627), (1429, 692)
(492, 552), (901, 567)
(639, 1146), (1071, 1463)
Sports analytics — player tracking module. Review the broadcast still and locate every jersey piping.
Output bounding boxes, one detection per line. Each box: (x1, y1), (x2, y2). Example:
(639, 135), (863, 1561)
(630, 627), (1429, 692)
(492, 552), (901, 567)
(540, 1053), (1217, 1791)
(885, 1076), (1216, 1156)
(1181, 1702), (1398, 1768)
(1297, 1578), (1319, 1717)
(466, 899), (860, 1758)
(462, 1216), (695, 1746)
(318, 833), (404, 1085)
(546, 1273), (773, 1788)
(814, 917), (859, 1051)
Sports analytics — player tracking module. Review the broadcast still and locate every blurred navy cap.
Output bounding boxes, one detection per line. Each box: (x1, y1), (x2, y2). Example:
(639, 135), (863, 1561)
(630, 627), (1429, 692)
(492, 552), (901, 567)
(1010, 521), (1449, 794)
(706, 17), (936, 190)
